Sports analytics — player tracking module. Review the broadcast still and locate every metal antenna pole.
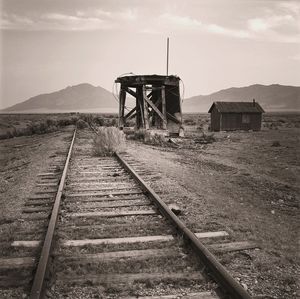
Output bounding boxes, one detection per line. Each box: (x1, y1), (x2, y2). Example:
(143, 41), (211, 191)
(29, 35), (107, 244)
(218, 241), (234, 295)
(166, 37), (169, 76)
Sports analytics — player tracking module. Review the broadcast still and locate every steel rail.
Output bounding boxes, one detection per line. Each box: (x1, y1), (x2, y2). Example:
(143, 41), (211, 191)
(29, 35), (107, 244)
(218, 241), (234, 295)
(30, 128), (77, 299)
(115, 152), (252, 299)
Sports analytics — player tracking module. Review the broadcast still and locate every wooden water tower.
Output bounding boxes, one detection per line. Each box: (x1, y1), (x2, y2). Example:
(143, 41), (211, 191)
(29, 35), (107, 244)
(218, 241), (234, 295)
(115, 74), (184, 136)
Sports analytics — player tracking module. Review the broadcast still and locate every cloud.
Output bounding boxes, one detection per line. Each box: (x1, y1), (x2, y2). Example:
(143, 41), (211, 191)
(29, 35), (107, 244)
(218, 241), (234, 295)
(1, 12), (112, 31)
(1, 12), (35, 30)
(278, 1), (300, 16)
(248, 18), (269, 32)
(159, 13), (202, 29)
(158, 13), (250, 39)
(118, 8), (137, 21)
(0, 8), (138, 31)
(41, 13), (112, 31)
(1, 2), (299, 43)
(77, 8), (137, 21)
(206, 24), (250, 38)
(248, 15), (295, 32)
(247, 13), (299, 43)
(291, 53), (300, 60)
(244, 1), (300, 43)
(156, 9), (299, 43)
(93, 9), (112, 18)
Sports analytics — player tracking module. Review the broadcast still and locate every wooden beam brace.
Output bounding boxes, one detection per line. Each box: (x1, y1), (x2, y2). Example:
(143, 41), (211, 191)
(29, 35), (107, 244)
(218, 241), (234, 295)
(124, 107), (136, 119)
(143, 91), (167, 124)
(149, 97), (162, 118)
(125, 87), (137, 98)
(144, 87), (162, 91)
(128, 112), (136, 120)
(135, 86), (144, 130)
(161, 86), (167, 129)
(139, 99), (145, 128)
(167, 112), (181, 124)
(118, 88), (126, 128)
(154, 97), (162, 108)
(147, 91), (153, 99)
(142, 86), (150, 130)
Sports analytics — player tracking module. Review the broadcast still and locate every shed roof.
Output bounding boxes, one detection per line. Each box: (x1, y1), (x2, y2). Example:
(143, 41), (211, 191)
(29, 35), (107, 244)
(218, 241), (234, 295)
(208, 101), (264, 113)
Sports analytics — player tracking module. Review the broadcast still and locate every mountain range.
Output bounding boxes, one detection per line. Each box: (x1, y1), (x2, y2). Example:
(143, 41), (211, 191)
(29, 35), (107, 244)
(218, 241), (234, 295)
(183, 84), (300, 112)
(2, 83), (299, 113)
(2, 83), (118, 113)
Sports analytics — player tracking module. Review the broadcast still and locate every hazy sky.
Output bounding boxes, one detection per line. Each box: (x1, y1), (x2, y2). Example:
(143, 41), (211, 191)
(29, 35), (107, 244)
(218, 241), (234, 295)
(0, 0), (299, 109)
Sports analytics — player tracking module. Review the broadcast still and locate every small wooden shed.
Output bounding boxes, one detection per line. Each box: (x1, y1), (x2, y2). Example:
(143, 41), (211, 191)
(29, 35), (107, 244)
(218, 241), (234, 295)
(208, 100), (264, 131)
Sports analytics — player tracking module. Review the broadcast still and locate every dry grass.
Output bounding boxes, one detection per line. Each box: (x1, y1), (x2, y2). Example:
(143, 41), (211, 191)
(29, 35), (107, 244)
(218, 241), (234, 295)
(0, 113), (119, 140)
(93, 127), (125, 156)
(76, 119), (88, 129)
(133, 129), (167, 146)
(144, 132), (166, 145)
(194, 132), (216, 144)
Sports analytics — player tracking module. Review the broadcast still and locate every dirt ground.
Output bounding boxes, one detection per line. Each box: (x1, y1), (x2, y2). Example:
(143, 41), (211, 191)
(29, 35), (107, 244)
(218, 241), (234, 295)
(0, 127), (74, 248)
(0, 113), (299, 298)
(125, 117), (299, 299)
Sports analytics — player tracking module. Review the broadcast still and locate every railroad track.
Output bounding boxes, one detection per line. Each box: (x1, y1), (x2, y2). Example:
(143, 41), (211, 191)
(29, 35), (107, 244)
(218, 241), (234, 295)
(0, 128), (257, 298)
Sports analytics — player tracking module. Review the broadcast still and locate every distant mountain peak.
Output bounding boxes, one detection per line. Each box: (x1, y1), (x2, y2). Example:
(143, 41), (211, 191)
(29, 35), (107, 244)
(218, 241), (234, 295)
(64, 83), (95, 91)
(184, 84), (300, 112)
(2, 83), (118, 113)
(2, 83), (299, 113)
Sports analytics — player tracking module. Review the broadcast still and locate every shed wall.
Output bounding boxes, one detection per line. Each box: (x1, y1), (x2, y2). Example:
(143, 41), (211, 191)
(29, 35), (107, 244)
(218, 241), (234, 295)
(210, 108), (221, 131)
(220, 113), (262, 131)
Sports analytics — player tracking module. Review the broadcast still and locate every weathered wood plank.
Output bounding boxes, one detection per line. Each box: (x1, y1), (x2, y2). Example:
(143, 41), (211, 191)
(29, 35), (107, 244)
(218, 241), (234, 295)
(36, 183), (58, 187)
(143, 90), (166, 124)
(142, 86), (150, 130)
(28, 195), (54, 200)
(11, 240), (41, 247)
(0, 275), (31, 287)
(63, 235), (172, 246)
(58, 248), (178, 262)
(66, 195), (146, 203)
(23, 207), (50, 213)
(65, 201), (150, 209)
(122, 292), (216, 299)
(0, 257), (35, 269)
(67, 186), (137, 193)
(57, 272), (203, 285)
(62, 222), (162, 231)
(25, 200), (53, 206)
(11, 232), (234, 249)
(62, 231), (228, 247)
(68, 176), (129, 182)
(21, 213), (50, 220)
(74, 167), (122, 172)
(119, 88), (126, 127)
(124, 106), (137, 119)
(38, 179), (59, 183)
(67, 191), (143, 198)
(67, 183), (135, 189)
(68, 209), (156, 218)
(167, 112), (181, 124)
(161, 86), (167, 129)
(75, 163), (119, 167)
(124, 87), (137, 98)
(194, 231), (228, 238)
(34, 190), (57, 194)
(208, 241), (259, 252)
(37, 173), (58, 176)
(73, 171), (124, 175)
